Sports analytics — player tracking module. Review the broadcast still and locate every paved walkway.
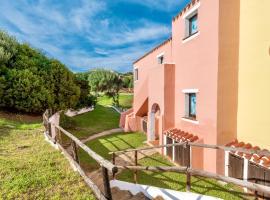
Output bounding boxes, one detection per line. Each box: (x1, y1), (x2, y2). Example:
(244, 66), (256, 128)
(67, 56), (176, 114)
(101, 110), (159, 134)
(81, 128), (124, 143)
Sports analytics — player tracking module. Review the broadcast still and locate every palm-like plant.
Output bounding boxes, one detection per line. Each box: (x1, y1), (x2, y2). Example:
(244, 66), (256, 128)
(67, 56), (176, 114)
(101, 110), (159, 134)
(88, 69), (123, 107)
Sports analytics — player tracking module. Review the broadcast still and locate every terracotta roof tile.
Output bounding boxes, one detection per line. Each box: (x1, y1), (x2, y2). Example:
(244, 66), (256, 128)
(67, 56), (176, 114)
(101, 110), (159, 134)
(164, 128), (199, 143)
(226, 140), (270, 169)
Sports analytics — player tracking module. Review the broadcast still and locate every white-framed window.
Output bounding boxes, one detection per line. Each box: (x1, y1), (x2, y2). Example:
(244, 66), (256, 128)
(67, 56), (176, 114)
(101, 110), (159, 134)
(182, 89), (198, 121)
(183, 2), (200, 41)
(134, 68), (138, 81)
(157, 53), (165, 64)
(185, 12), (198, 39)
(158, 55), (164, 64)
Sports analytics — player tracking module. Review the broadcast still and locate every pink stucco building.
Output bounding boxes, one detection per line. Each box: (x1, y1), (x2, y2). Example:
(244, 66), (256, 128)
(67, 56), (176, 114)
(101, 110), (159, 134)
(120, 0), (265, 175)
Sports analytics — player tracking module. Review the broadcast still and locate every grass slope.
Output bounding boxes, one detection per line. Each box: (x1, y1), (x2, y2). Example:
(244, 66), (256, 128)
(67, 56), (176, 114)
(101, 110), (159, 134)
(66, 105), (120, 139)
(0, 111), (42, 130)
(98, 93), (133, 109)
(78, 132), (146, 171)
(75, 131), (251, 200)
(118, 154), (252, 200)
(0, 115), (95, 200)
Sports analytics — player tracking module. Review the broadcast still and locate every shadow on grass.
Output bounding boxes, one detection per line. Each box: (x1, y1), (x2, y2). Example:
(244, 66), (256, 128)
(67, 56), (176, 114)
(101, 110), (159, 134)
(190, 176), (254, 200)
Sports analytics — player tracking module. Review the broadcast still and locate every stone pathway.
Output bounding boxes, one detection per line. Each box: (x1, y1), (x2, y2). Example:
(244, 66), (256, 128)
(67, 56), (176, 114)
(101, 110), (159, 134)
(81, 128), (124, 143)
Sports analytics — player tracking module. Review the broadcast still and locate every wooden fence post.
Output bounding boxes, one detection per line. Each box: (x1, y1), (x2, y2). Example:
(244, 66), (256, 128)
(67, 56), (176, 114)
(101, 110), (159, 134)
(102, 166), (112, 200)
(112, 153), (116, 179)
(48, 122), (52, 137)
(186, 144), (191, 192)
(71, 141), (80, 163)
(134, 150), (138, 183)
(57, 128), (63, 146)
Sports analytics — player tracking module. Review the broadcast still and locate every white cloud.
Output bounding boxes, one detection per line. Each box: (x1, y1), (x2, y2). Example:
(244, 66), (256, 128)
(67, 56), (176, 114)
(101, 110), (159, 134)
(64, 44), (152, 72)
(69, 0), (106, 31)
(86, 20), (170, 46)
(0, 0), (172, 72)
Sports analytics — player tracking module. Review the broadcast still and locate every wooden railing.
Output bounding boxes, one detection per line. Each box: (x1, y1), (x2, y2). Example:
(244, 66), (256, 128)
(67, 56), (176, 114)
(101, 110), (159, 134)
(110, 142), (270, 198)
(43, 109), (270, 199)
(43, 110), (117, 200)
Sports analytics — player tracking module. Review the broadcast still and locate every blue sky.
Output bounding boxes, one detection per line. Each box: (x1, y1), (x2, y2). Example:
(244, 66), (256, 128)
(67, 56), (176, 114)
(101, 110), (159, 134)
(0, 0), (190, 72)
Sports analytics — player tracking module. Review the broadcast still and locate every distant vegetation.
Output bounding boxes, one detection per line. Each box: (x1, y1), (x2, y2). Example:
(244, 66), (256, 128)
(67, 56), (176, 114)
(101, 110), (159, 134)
(88, 69), (122, 107)
(0, 30), (95, 114)
(78, 69), (133, 107)
(0, 30), (133, 114)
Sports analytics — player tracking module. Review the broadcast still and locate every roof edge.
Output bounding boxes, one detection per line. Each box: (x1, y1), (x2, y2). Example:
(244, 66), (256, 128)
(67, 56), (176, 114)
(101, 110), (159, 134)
(173, 0), (200, 22)
(133, 37), (172, 65)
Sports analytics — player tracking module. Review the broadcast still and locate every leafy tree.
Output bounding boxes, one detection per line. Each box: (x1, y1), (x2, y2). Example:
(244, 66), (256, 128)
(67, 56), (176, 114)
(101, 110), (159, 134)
(122, 74), (133, 91)
(75, 74), (97, 109)
(3, 69), (49, 113)
(0, 30), (93, 113)
(48, 60), (80, 112)
(0, 31), (18, 66)
(88, 69), (122, 106)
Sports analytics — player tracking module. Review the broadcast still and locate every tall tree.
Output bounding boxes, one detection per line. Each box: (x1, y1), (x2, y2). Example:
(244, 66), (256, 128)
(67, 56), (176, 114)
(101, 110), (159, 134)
(0, 30), (92, 113)
(88, 69), (122, 106)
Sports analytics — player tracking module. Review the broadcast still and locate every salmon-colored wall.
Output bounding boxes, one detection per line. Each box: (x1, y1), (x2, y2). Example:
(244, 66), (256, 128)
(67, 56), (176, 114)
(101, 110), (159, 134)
(133, 40), (173, 117)
(164, 64), (175, 130)
(172, 0), (220, 173)
(147, 63), (176, 145)
(237, 0), (270, 150)
(132, 0), (269, 175)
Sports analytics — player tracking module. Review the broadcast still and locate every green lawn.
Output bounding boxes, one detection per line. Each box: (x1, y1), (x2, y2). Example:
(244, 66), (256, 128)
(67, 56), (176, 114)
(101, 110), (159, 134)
(0, 115), (95, 200)
(118, 154), (252, 200)
(0, 112), (42, 130)
(98, 93), (133, 109)
(75, 130), (251, 199)
(78, 132), (146, 171)
(65, 105), (120, 139)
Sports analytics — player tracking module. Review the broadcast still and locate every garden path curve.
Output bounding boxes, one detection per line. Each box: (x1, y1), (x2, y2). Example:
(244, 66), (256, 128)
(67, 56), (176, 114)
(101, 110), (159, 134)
(81, 128), (124, 143)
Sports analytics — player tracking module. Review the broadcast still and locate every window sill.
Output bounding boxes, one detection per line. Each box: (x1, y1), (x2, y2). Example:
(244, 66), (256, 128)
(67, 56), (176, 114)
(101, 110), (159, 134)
(181, 117), (199, 125)
(182, 31), (200, 43)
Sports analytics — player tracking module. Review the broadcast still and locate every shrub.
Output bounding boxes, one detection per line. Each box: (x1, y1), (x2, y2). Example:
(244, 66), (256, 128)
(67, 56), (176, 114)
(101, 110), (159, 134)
(59, 112), (77, 129)
(0, 30), (86, 114)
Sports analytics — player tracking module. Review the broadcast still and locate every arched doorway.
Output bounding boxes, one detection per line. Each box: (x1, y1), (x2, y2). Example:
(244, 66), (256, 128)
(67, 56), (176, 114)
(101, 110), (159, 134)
(149, 103), (160, 141)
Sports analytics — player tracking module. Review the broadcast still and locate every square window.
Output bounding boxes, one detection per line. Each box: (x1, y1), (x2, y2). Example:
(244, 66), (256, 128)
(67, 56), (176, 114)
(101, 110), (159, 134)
(158, 55), (164, 64)
(185, 93), (197, 119)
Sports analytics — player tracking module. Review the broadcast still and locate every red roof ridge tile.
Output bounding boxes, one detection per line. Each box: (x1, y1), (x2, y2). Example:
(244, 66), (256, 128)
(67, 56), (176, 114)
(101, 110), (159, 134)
(164, 128), (199, 143)
(226, 140), (270, 169)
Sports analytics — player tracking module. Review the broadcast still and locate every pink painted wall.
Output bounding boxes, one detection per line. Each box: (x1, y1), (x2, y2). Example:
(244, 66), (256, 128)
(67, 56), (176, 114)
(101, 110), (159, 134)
(131, 0), (239, 174)
(172, 0), (220, 173)
(120, 108), (133, 128)
(133, 39), (173, 117)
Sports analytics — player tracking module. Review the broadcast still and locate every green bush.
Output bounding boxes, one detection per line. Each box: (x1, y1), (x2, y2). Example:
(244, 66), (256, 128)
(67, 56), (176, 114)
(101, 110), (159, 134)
(75, 76), (97, 109)
(59, 112), (77, 129)
(0, 30), (96, 113)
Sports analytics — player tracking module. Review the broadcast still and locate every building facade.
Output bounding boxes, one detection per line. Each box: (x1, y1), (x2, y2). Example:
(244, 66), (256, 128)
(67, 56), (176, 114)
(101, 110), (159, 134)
(121, 0), (270, 175)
